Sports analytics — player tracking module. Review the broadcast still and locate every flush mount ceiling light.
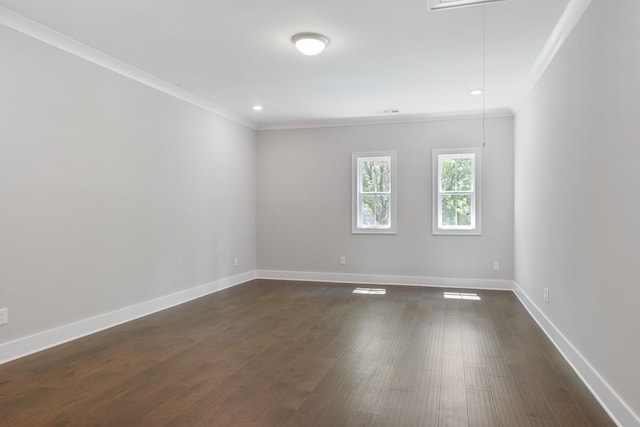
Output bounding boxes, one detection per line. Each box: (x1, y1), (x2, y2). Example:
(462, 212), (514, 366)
(291, 32), (330, 56)
(252, 105), (263, 111)
(470, 90), (483, 96)
(428, 0), (508, 11)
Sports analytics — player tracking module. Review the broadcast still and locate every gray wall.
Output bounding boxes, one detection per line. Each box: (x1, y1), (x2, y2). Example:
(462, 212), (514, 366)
(0, 25), (256, 343)
(515, 0), (640, 418)
(257, 117), (514, 281)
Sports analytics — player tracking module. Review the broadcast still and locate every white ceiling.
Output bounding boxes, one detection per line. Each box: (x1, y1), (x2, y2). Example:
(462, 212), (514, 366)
(0, 0), (570, 129)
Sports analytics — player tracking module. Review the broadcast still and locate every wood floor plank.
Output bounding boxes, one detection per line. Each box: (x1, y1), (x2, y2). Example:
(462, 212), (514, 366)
(488, 374), (531, 427)
(527, 416), (561, 426)
(466, 388), (499, 427)
(464, 365), (490, 391)
(377, 388), (439, 427)
(549, 401), (593, 427)
(0, 280), (614, 426)
(440, 314), (468, 427)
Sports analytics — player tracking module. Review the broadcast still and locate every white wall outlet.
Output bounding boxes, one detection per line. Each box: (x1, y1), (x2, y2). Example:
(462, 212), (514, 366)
(544, 287), (550, 303)
(493, 261), (500, 271)
(0, 308), (8, 325)
(339, 256), (346, 265)
(233, 257), (239, 267)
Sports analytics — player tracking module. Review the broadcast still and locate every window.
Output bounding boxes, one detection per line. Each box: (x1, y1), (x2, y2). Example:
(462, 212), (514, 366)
(352, 152), (397, 234)
(432, 148), (481, 235)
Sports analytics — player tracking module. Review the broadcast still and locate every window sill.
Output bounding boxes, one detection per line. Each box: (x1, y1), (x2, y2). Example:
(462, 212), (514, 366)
(353, 228), (397, 235)
(432, 229), (482, 236)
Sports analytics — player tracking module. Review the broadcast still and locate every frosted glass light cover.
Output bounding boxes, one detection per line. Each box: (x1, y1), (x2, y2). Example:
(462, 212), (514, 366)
(291, 33), (329, 56)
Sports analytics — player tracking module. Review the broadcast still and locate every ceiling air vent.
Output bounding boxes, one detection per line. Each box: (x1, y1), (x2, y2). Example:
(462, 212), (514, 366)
(375, 109), (400, 114)
(428, 0), (508, 11)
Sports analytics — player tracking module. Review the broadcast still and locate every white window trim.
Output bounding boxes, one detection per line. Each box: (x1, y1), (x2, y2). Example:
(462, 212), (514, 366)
(432, 147), (482, 236)
(352, 151), (397, 234)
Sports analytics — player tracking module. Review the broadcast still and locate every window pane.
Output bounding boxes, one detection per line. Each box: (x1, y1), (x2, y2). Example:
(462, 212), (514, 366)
(360, 158), (390, 193)
(441, 194), (471, 226)
(441, 157), (472, 192)
(361, 195), (390, 227)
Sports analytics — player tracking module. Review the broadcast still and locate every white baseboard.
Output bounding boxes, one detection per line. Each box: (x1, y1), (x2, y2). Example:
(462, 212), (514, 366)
(4, 271), (634, 427)
(256, 269), (513, 290)
(512, 281), (639, 427)
(0, 270), (256, 365)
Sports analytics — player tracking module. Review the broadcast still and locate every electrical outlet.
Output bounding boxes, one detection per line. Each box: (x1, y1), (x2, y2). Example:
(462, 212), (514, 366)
(544, 288), (550, 303)
(233, 257), (239, 267)
(0, 308), (8, 325)
(493, 261), (500, 271)
(339, 256), (346, 265)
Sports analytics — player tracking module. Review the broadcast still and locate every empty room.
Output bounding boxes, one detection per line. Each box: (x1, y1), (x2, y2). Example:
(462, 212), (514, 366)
(0, 0), (638, 425)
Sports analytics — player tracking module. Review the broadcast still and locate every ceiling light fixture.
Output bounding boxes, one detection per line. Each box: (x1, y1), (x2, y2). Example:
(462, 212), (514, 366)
(252, 105), (263, 111)
(470, 90), (483, 96)
(291, 32), (330, 56)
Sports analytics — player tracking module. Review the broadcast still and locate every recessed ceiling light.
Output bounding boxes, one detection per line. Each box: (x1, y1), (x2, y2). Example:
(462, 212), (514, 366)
(252, 105), (263, 111)
(291, 32), (330, 56)
(470, 90), (483, 96)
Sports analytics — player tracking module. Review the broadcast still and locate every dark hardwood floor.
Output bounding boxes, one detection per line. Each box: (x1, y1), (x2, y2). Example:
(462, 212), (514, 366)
(0, 280), (614, 426)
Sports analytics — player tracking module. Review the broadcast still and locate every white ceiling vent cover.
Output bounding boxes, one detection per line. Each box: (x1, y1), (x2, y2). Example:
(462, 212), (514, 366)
(428, 0), (508, 11)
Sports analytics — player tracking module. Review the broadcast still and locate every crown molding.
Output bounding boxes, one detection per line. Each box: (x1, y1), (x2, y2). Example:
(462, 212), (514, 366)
(515, 0), (592, 112)
(0, 6), (255, 129)
(256, 108), (513, 131)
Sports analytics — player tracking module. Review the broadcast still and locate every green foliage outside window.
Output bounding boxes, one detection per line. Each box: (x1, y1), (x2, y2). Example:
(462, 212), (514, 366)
(441, 195), (471, 226)
(360, 159), (390, 226)
(440, 158), (472, 227)
(441, 158), (472, 192)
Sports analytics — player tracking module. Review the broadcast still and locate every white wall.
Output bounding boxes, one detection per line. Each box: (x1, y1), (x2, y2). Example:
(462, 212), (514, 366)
(257, 117), (514, 284)
(515, 0), (640, 424)
(0, 25), (256, 345)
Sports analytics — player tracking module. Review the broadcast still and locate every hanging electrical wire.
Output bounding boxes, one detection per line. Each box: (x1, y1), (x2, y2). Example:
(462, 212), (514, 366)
(482, 4), (486, 147)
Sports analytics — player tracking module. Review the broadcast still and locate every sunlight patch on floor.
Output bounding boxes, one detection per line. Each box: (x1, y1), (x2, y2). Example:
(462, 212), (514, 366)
(444, 292), (481, 301)
(353, 288), (387, 295)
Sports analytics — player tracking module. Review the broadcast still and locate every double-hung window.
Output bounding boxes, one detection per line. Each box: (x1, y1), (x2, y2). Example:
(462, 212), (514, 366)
(352, 152), (397, 234)
(432, 148), (481, 235)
